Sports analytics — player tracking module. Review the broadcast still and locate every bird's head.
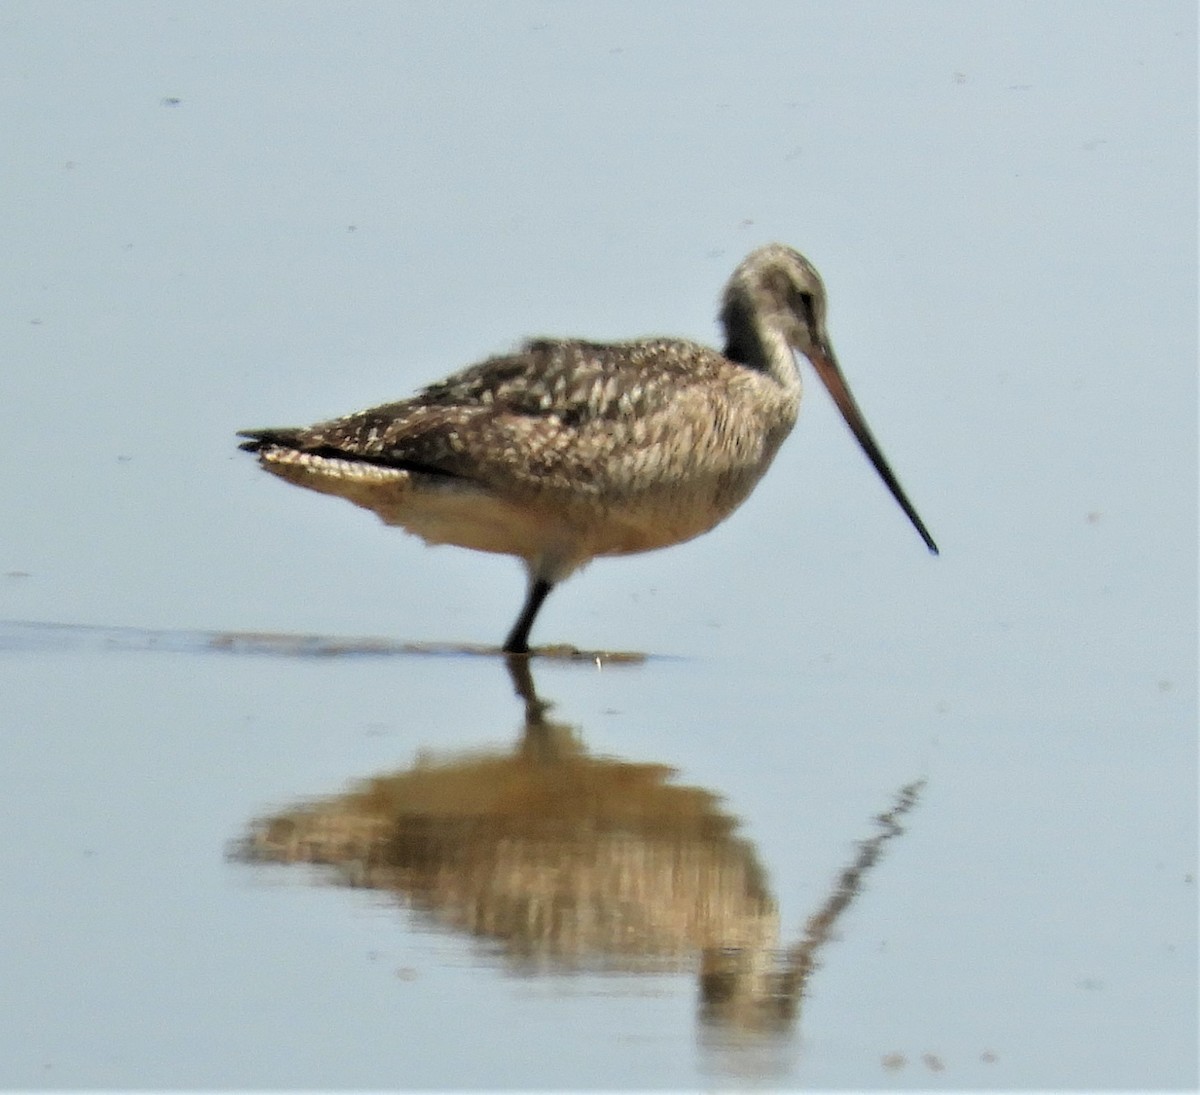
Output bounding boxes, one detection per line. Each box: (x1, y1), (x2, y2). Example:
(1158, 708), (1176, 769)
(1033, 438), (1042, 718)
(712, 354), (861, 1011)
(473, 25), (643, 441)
(722, 243), (831, 362)
(723, 243), (939, 555)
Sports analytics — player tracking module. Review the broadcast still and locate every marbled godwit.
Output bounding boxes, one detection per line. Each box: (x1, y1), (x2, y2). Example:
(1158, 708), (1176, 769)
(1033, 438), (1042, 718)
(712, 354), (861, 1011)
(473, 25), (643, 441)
(239, 244), (937, 653)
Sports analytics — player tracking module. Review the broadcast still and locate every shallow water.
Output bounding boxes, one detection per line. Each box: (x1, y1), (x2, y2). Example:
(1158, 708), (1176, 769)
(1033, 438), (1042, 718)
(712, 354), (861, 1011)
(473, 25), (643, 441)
(1, 619), (1193, 1088)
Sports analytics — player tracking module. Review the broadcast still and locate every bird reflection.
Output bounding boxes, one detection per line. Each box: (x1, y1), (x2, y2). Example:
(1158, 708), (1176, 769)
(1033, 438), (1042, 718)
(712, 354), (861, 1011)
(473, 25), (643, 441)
(233, 657), (923, 1043)
(698, 777), (924, 1037)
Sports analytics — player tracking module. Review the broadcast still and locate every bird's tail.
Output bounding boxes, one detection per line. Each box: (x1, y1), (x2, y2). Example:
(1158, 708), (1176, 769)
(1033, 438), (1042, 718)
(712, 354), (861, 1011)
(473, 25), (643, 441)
(236, 427), (304, 453)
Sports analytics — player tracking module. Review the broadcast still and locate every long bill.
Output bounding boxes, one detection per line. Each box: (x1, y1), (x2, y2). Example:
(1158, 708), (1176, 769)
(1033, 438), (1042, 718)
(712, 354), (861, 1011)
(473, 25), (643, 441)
(808, 342), (939, 555)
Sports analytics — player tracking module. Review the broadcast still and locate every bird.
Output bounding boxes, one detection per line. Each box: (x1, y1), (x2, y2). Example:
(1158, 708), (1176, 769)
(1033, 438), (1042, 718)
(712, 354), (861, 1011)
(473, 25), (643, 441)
(238, 244), (937, 654)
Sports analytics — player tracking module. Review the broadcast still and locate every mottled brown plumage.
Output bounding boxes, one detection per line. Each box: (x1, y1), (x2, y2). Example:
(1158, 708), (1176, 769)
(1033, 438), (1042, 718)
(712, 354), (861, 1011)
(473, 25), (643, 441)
(239, 244), (936, 653)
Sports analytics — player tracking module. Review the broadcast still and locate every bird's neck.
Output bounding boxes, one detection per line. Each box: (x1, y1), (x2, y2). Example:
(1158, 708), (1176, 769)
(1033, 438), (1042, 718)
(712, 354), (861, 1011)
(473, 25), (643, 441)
(722, 302), (798, 388)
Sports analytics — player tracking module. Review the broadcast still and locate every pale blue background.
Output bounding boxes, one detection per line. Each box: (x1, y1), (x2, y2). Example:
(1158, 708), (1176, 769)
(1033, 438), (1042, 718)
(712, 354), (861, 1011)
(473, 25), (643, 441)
(1, 1), (1195, 1089)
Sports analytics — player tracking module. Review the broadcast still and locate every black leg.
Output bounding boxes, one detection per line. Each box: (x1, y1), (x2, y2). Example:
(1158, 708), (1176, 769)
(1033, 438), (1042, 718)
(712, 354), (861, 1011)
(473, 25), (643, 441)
(503, 577), (553, 654)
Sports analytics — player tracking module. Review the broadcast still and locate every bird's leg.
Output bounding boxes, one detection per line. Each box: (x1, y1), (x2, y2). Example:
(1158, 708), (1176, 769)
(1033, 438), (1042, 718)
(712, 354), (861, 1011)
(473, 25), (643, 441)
(503, 576), (554, 655)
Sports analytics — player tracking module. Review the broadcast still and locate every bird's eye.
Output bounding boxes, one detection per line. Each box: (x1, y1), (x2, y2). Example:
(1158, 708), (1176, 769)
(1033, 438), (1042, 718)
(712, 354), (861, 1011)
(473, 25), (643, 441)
(792, 290), (815, 328)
